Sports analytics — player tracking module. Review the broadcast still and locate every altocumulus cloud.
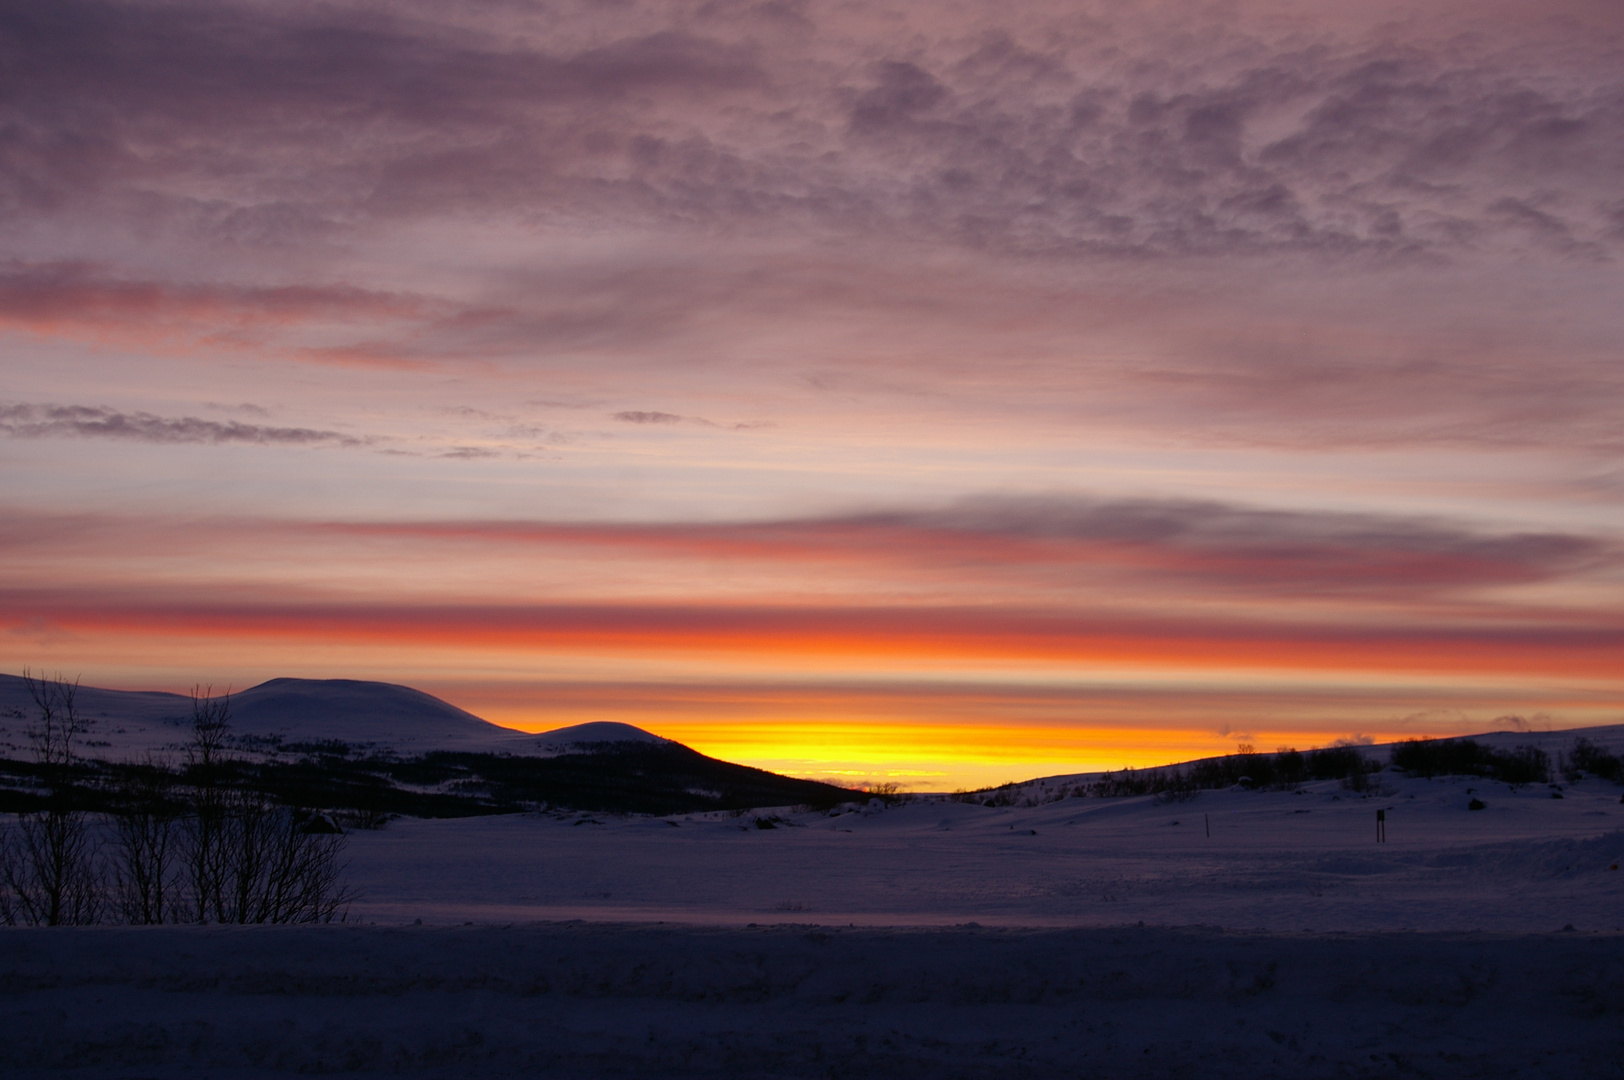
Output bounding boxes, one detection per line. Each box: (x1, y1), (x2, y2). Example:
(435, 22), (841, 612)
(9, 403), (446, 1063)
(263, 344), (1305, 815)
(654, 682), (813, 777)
(4, 1), (1622, 461)
(3, 0), (1620, 259)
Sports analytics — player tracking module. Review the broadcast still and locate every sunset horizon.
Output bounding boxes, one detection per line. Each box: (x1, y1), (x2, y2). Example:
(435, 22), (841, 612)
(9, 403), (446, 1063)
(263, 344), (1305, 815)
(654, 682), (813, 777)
(5, 0), (1622, 791)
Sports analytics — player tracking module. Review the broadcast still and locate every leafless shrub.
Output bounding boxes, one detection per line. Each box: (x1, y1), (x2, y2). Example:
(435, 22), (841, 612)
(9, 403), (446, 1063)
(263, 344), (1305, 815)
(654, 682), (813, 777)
(860, 781), (907, 805)
(0, 670), (103, 925)
(176, 687), (354, 924)
(110, 753), (182, 924)
(4, 673), (353, 926)
(180, 687), (234, 921)
(1567, 738), (1622, 782)
(206, 790), (354, 923)
(1, 808), (103, 925)
(21, 667), (87, 768)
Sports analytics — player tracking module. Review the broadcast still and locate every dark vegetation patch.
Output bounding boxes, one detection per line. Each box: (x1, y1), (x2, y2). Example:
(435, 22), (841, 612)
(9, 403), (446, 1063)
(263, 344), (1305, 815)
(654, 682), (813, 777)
(1568, 738), (1623, 782)
(958, 733), (1623, 806)
(0, 742), (854, 819)
(966, 745), (1380, 805)
(1076, 745), (1378, 800)
(1389, 739), (1551, 784)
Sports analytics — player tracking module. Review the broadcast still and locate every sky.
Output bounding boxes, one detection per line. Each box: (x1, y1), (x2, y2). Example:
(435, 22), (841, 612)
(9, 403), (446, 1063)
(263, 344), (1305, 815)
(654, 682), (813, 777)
(2, 0), (1622, 789)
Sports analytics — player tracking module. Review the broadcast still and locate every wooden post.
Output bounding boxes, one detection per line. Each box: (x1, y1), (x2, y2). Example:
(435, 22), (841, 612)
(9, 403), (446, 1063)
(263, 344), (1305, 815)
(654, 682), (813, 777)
(1376, 808), (1386, 843)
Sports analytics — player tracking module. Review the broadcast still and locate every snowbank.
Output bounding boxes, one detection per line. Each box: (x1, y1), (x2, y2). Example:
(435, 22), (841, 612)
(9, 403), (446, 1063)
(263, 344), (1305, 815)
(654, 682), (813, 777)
(2, 922), (1619, 1078)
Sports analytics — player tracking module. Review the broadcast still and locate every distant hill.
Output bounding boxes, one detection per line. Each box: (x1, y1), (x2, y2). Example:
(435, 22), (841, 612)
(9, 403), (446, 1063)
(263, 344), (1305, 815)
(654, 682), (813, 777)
(0, 674), (852, 816)
(0, 675), (193, 758)
(228, 677), (522, 752)
(522, 721), (669, 749)
(0, 674), (667, 758)
(967, 722), (1624, 804)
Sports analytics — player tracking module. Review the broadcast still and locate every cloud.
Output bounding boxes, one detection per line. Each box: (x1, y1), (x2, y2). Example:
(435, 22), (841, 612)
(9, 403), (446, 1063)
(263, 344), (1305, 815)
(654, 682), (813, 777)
(611, 410), (770, 430)
(3, 0), (1620, 261)
(1489, 713), (1553, 732)
(0, 260), (427, 357)
(3, 587), (1620, 681)
(556, 493), (1609, 598)
(0, 403), (362, 447)
(8, 494), (1614, 613)
(849, 61), (950, 132)
(0, 260), (417, 318)
(155, 493), (1612, 602)
(2, 3), (1620, 460)
(0, 0), (765, 231)
(847, 496), (1612, 594)
(203, 402), (271, 417)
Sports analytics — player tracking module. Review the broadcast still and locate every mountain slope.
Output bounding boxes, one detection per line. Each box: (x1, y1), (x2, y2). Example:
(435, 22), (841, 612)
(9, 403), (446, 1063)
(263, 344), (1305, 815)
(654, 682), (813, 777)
(0, 674), (854, 815)
(228, 678), (519, 752)
(0, 674), (192, 757)
(0, 674), (663, 758)
(975, 722), (1624, 804)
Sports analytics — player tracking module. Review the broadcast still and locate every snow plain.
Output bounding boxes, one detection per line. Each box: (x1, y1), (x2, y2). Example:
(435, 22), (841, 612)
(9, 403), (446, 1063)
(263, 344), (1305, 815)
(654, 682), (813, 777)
(4, 922), (1621, 1079)
(5, 768), (1623, 1078)
(341, 771), (1624, 932)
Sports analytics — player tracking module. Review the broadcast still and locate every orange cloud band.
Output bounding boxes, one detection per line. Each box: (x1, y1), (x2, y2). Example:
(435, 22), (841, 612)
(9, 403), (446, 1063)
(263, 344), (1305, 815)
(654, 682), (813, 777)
(6, 591), (1621, 680)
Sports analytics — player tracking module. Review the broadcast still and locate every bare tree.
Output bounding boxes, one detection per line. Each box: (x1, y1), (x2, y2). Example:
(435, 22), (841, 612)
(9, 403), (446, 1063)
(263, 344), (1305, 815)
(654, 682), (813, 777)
(21, 667), (87, 768)
(0, 670), (102, 925)
(216, 793), (355, 924)
(180, 686), (232, 922)
(1, 809), (103, 925)
(3, 675), (352, 927)
(110, 753), (181, 924)
(177, 687), (353, 924)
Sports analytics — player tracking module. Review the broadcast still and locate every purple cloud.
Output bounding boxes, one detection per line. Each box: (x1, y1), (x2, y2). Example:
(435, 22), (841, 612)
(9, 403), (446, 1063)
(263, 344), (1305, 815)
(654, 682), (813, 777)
(0, 403), (362, 447)
(2, 0), (1619, 259)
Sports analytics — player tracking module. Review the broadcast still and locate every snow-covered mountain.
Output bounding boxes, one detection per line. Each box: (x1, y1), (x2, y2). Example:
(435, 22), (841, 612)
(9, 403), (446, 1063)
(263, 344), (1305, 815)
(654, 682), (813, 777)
(0, 676), (194, 758)
(228, 678), (522, 752)
(504, 721), (670, 756)
(0, 674), (665, 759)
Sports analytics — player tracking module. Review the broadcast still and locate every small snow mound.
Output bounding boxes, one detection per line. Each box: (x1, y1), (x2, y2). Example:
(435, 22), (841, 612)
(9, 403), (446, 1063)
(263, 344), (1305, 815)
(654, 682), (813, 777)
(525, 721), (669, 752)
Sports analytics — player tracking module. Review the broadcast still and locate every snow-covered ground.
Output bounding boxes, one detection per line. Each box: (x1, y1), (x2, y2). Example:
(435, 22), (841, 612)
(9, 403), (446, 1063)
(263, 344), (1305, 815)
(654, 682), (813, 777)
(5, 771), (1622, 1076)
(3, 921), (1620, 1078)
(338, 771), (1624, 933)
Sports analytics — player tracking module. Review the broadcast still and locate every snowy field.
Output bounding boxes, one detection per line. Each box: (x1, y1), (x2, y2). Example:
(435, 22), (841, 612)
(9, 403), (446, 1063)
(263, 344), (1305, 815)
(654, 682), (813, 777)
(340, 771), (1624, 932)
(5, 768), (1623, 1078)
(4, 923), (1621, 1078)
